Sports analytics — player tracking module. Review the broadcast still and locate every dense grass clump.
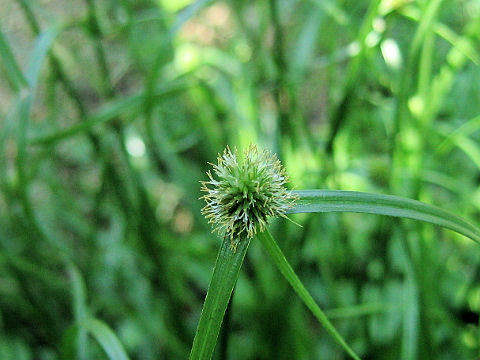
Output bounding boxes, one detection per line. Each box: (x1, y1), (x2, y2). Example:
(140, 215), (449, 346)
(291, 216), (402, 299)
(1, 0), (480, 359)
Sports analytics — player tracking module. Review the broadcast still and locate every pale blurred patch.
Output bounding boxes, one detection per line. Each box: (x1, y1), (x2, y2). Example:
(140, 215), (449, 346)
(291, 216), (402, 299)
(381, 38), (403, 70)
(179, 2), (233, 46)
(173, 208), (194, 234)
(126, 135), (146, 158)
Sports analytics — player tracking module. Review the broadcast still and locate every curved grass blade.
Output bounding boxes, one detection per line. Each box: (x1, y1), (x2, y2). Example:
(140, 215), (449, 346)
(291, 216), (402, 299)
(257, 229), (361, 360)
(289, 190), (480, 244)
(81, 318), (130, 360)
(62, 318), (130, 360)
(190, 236), (251, 360)
(25, 25), (61, 88)
(399, 6), (480, 65)
(437, 114), (480, 154)
(28, 80), (189, 146)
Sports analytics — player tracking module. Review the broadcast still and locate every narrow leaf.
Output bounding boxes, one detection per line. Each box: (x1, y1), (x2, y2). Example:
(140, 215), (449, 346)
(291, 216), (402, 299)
(190, 236), (251, 360)
(16, 25), (68, 253)
(289, 190), (480, 244)
(25, 25), (61, 88)
(28, 80), (189, 146)
(68, 264), (88, 360)
(257, 229), (361, 360)
(81, 318), (130, 360)
(0, 26), (27, 91)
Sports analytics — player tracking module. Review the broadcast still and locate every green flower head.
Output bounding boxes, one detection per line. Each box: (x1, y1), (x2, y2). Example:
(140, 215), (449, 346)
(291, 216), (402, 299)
(201, 145), (295, 243)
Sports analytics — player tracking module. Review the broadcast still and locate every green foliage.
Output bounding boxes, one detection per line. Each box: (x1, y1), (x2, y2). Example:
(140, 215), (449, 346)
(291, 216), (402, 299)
(1, 0), (480, 359)
(190, 235), (251, 360)
(291, 190), (480, 244)
(256, 229), (361, 360)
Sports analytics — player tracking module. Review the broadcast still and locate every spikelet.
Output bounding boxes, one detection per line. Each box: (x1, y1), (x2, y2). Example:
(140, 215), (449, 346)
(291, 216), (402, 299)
(201, 145), (296, 249)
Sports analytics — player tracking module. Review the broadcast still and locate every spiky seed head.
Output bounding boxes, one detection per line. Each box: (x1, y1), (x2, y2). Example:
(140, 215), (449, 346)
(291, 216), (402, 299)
(201, 145), (295, 245)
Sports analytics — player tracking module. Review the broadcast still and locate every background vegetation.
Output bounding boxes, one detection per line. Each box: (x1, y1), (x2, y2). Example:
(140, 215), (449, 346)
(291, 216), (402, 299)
(1, 0), (480, 358)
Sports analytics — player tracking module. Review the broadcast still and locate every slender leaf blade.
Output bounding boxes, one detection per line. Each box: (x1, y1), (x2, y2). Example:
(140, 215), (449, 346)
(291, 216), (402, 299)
(190, 236), (251, 360)
(257, 229), (360, 360)
(28, 80), (189, 146)
(0, 27), (27, 91)
(25, 25), (61, 88)
(16, 25), (69, 254)
(289, 190), (480, 244)
(81, 318), (130, 360)
(68, 264), (88, 360)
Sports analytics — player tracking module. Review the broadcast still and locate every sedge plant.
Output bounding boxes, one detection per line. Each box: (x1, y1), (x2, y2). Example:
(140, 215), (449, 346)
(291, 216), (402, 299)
(190, 145), (480, 360)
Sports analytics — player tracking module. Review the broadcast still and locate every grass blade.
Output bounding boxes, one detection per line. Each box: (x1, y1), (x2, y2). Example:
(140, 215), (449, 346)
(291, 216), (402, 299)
(290, 190), (480, 244)
(81, 318), (130, 360)
(190, 236), (251, 360)
(257, 229), (361, 360)
(68, 264), (88, 360)
(24, 25), (60, 88)
(400, 6), (480, 65)
(15, 25), (69, 254)
(437, 115), (480, 155)
(0, 26), (27, 91)
(28, 80), (189, 146)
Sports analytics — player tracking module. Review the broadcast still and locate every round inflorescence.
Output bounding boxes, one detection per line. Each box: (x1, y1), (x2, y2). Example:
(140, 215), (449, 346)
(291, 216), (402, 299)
(201, 145), (296, 245)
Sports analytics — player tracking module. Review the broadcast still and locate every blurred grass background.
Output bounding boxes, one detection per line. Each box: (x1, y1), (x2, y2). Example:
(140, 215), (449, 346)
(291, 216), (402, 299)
(1, 0), (480, 359)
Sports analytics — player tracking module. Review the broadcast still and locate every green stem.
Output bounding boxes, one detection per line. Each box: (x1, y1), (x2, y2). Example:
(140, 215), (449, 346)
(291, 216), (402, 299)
(269, 0), (291, 156)
(325, 0), (381, 155)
